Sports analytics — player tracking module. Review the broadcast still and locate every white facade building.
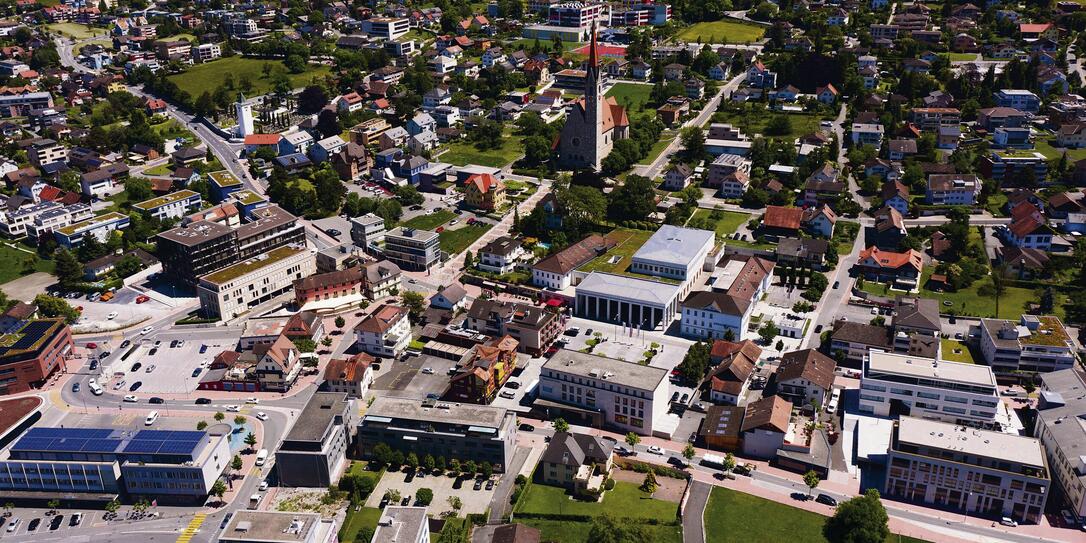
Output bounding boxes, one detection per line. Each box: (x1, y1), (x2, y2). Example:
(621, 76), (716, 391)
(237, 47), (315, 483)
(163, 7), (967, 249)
(196, 246), (315, 318)
(859, 350), (1000, 426)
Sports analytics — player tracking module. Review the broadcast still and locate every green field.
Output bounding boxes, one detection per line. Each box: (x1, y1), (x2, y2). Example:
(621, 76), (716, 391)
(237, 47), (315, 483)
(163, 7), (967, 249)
(47, 23), (106, 39)
(688, 208), (752, 239)
(517, 481), (679, 521)
(705, 487), (930, 543)
(143, 164), (173, 176)
(606, 83), (654, 118)
(941, 52), (980, 62)
(860, 268), (1066, 320)
(337, 507), (382, 542)
(439, 223), (492, 254)
(578, 228), (655, 275)
(713, 109), (826, 140)
(440, 135), (525, 168)
(639, 135), (675, 165)
(401, 210), (456, 231)
(167, 57), (331, 98)
(1033, 138), (1086, 162)
(520, 518), (683, 543)
(940, 339), (976, 363)
(676, 20), (766, 44)
(0, 243), (54, 285)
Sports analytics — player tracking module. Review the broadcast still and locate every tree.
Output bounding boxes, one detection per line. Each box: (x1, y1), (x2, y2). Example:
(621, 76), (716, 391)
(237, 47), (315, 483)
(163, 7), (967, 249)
(481, 461), (493, 479)
(423, 454), (435, 472)
(682, 443), (696, 461)
(372, 442), (393, 466)
(316, 109), (342, 138)
(587, 514), (652, 543)
(759, 321), (780, 344)
(401, 291), (426, 322)
(406, 452), (419, 471)
(298, 85), (329, 114)
(58, 170), (81, 193)
(197, 420), (208, 430)
(53, 249), (83, 287)
(214, 411), (225, 422)
(416, 488), (434, 506)
(390, 450), (405, 467)
(244, 432), (257, 450)
(210, 480), (227, 502)
(447, 495), (463, 512)
(676, 341), (711, 384)
(608, 175), (656, 222)
(804, 470), (820, 497)
(823, 489), (890, 543)
(625, 432), (641, 447)
(463, 460), (477, 475)
(680, 126), (707, 161)
(234, 415), (247, 426)
(46, 499), (59, 512)
(231, 455), (243, 472)
(292, 338), (317, 353)
(553, 418), (570, 433)
(775, 339), (785, 352)
(448, 458), (460, 473)
(33, 295), (79, 324)
(384, 489), (402, 503)
(435, 456), (446, 471)
(723, 453), (736, 472)
(335, 316), (345, 329)
(113, 254), (145, 278)
(125, 176), (153, 201)
(640, 471), (658, 494)
(104, 499), (120, 514)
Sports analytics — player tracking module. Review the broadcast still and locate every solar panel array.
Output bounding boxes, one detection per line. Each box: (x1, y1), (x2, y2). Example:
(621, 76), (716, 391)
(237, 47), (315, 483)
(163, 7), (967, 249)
(121, 430), (204, 456)
(10, 428), (205, 457)
(8, 321), (55, 350)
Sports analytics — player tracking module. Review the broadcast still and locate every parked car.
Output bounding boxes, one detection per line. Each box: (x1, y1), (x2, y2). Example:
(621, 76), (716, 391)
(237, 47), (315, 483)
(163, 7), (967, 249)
(26, 518), (39, 532)
(832, 281), (840, 289)
(107, 311), (118, 320)
(49, 516), (62, 531)
(647, 445), (664, 455)
(69, 513), (82, 527)
(7, 518), (20, 533)
(89, 360), (98, 371)
(225, 404), (241, 412)
(131, 362), (141, 372)
(112, 380), (126, 390)
(71, 382), (80, 393)
(815, 494), (838, 507)
(199, 344), (208, 354)
(120, 340), (130, 349)
(191, 367), (202, 378)
(518, 423), (535, 432)
(123, 395), (138, 402)
(135, 295), (150, 304)
(85, 342), (97, 349)
(146, 364), (156, 373)
(1000, 517), (1018, 527)
(195, 398), (212, 405)
(421, 367), (434, 374)
(506, 381), (520, 389)
(255, 412), (269, 421)
(486, 479), (495, 490)
(99, 350), (110, 358)
(473, 479), (483, 490)
(129, 381), (142, 391)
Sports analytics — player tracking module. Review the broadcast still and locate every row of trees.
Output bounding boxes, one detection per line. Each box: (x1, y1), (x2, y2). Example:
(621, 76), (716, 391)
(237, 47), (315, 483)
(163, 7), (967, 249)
(369, 443), (496, 478)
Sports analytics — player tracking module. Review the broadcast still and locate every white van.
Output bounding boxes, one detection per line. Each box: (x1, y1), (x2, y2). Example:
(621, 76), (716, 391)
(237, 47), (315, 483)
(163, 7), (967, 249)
(248, 494), (261, 510)
(826, 388), (842, 415)
(144, 411), (159, 426)
(89, 382), (104, 396)
(255, 449), (269, 466)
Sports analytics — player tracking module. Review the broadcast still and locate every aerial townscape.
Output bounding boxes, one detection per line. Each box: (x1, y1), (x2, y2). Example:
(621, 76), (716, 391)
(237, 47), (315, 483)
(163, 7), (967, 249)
(5, 1), (1086, 543)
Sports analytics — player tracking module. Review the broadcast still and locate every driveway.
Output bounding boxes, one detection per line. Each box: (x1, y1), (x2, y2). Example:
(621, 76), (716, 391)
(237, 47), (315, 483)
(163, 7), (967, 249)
(682, 480), (711, 543)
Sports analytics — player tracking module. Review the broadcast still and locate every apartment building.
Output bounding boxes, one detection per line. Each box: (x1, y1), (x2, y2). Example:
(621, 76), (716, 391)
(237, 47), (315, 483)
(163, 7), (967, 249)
(531, 233), (615, 290)
(539, 349), (669, 436)
(27, 138), (67, 168)
(362, 17), (410, 40)
(192, 43), (221, 62)
(680, 257), (774, 340)
(464, 299), (563, 355)
(979, 315), (1076, 374)
(0, 92), (52, 117)
(349, 213), (386, 252)
(276, 392), (358, 488)
(1034, 368), (1086, 520)
(155, 40), (191, 59)
(0, 200), (63, 237)
(926, 174), (981, 205)
(196, 245), (316, 318)
(132, 190), (202, 220)
(354, 304), (410, 358)
(859, 350), (1000, 426)
(383, 227), (440, 272)
(358, 397), (517, 470)
(447, 336), (519, 404)
(909, 108), (961, 132)
(980, 150), (1049, 181)
(886, 416), (1049, 524)
(54, 212), (130, 249)
(293, 266), (364, 307)
(24, 203), (93, 241)
(995, 89), (1041, 113)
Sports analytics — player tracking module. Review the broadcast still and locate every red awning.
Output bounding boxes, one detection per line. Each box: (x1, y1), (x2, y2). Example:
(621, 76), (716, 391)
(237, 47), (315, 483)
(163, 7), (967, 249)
(545, 298), (563, 307)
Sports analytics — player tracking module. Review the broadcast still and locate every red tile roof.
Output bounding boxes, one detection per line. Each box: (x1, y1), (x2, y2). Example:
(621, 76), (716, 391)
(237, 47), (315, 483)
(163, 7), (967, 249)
(762, 206), (803, 229)
(244, 134), (281, 146)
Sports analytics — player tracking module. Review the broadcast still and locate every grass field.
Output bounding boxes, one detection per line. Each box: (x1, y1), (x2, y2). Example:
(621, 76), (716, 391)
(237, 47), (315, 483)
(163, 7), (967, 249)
(940, 339), (976, 363)
(578, 228), (655, 275)
(676, 20), (766, 44)
(639, 135), (675, 165)
(439, 223), (492, 254)
(337, 507), (382, 542)
(1033, 138), (1086, 162)
(705, 487), (930, 543)
(167, 57), (331, 98)
(941, 52), (980, 62)
(860, 268), (1065, 320)
(520, 518), (683, 543)
(606, 83), (654, 118)
(713, 109), (826, 140)
(688, 208), (751, 239)
(47, 23), (106, 39)
(143, 164), (173, 176)
(440, 135), (525, 168)
(517, 481), (679, 521)
(401, 210), (456, 231)
(0, 243), (53, 285)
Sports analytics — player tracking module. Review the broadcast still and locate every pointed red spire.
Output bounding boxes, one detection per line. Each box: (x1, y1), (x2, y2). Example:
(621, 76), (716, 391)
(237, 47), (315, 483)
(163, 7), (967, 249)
(589, 21), (599, 69)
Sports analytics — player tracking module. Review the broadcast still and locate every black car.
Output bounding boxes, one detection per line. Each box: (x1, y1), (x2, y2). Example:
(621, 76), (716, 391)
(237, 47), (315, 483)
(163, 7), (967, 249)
(670, 391), (680, 402)
(506, 381), (520, 389)
(219, 513), (233, 530)
(400, 496), (411, 506)
(832, 281), (840, 289)
(667, 457), (688, 469)
(27, 518), (39, 532)
(485, 479), (495, 490)
(584, 328), (593, 336)
(473, 479), (483, 490)
(154, 340), (162, 346)
(195, 397), (212, 405)
(170, 340), (178, 348)
(129, 381), (142, 391)
(72, 382), (80, 393)
(148, 348), (158, 356)
(120, 340), (130, 349)
(192, 367), (202, 378)
(815, 494), (838, 507)
(199, 344), (208, 354)
(131, 362), (141, 372)
(326, 229), (341, 237)
(89, 360), (98, 371)
(680, 393), (689, 403)
(149, 397), (165, 404)
(99, 350), (110, 358)
(814, 324), (823, 333)
(49, 516), (62, 530)
(518, 423), (535, 432)
(409, 205), (423, 211)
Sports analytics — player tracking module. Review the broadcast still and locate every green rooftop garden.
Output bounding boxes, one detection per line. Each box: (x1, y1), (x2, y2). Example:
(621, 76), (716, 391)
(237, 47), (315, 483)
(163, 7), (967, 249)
(55, 212), (128, 236)
(133, 190), (198, 210)
(202, 246), (305, 284)
(209, 170), (242, 187)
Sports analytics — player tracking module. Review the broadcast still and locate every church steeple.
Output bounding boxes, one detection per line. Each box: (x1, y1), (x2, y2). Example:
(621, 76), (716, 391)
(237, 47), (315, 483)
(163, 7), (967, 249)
(585, 21), (601, 103)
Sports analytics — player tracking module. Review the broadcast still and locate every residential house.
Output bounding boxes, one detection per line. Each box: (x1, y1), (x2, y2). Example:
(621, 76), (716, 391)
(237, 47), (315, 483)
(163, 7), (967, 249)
(354, 304), (411, 358)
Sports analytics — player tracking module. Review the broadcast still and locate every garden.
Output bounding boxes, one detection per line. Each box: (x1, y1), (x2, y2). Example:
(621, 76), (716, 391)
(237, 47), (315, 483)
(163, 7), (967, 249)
(676, 20), (766, 44)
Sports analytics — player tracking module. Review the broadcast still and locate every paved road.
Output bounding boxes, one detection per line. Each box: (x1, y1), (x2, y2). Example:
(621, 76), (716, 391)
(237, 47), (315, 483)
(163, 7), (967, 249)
(682, 480), (711, 543)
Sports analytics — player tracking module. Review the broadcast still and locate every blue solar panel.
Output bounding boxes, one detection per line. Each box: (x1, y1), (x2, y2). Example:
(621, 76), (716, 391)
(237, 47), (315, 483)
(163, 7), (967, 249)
(53, 438), (88, 451)
(131, 430), (171, 440)
(168, 431), (204, 441)
(82, 439), (121, 453)
(158, 441), (198, 454)
(121, 440), (161, 454)
(12, 437), (53, 451)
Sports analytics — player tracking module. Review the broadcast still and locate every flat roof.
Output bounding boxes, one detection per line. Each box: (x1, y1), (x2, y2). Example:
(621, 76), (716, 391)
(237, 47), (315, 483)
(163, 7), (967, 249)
(208, 170), (242, 187)
(895, 416), (1046, 469)
(365, 396), (510, 429)
(867, 350), (997, 387)
(157, 219), (234, 246)
(1036, 369), (1086, 487)
(543, 349), (668, 392)
(576, 272), (680, 306)
(55, 212), (128, 236)
(386, 226), (439, 243)
(201, 245), (306, 285)
(284, 392), (348, 442)
(220, 511), (321, 543)
(632, 224), (715, 268)
(132, 189), (199, 211)
(372, 507), (428, 543)
(231, 189), (267, 206)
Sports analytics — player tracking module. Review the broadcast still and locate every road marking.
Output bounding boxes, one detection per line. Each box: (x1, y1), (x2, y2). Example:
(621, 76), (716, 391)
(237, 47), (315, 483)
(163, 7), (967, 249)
(175, 512), (205, 543)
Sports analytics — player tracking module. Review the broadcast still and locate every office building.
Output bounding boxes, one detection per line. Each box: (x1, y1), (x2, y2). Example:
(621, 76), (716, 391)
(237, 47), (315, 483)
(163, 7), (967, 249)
(358, 397), (517, 470)
(372, 507), (429, 543)
(276, 392), (358, 488)
(53, 212), (130, 249)
(539, 349), (668, 435)
(680, 257), (774, 340)
(859, 350), (1000, 426)
(362, 17), (410, 40)
(197, 245), (315, 318)
(383, 227), (440, 271)
(979, 315), (1076, 374)
(350, 213), (386, 252)
(0, 427), (230, 504)
(1034, 368), (1086, 520)
(886, 417), (1049, 523)
(0, 319), (72, 395)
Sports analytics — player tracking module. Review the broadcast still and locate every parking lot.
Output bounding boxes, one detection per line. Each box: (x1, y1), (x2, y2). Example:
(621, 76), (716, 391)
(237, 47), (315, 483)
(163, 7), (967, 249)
(63, 287), (178, 335)
(365, 469), (496, 516)
(101, 332), (240, 395)
(2, 509), (99, 538)
(489, 355), (542, 413)
(370, 354), (456, 399)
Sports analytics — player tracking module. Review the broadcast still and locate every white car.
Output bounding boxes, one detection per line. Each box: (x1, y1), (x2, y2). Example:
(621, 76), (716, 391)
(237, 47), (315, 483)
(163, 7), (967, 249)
(123, 395), (138, 402)
(421, 367), (434, 374)
(245, 397), (259, 404)
(499, 390), (515, 399)
(6, 519), (19, 533)
(259, 481), (269, 491)
(255, 412), (269, 421)
(647, 445), (664, 455)
(225, 405), (241, 412)
(107, 311), (118, 320)
(140, 326), (153, 335)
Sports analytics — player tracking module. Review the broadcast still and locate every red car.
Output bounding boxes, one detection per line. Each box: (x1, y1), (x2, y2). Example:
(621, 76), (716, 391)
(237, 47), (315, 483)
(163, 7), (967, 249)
(85, 342), (97, 349)
(435, 226), (445, 233)
(135, 295), (150, 304)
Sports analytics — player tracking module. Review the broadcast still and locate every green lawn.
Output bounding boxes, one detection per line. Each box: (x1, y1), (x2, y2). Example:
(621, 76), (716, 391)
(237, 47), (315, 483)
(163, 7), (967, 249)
(337, 507), (382, 542)
(47, 23), (106, 39)
(520, 519), (683, 543)
(606, 83), (654, 119)
(517, 481), (679, 521)
(941, 339), (976, 364)
(167, 57), (331, 98)
(401, 210), (456, 231)
(860, 268), (1065, 320)
(579, 228), (655, 275)
(143, 164), (173, 176)
(105, 191), (131, 213)
(689, 208), (751, 239)
(0, 243), (54, 285)
(705, 487), (930, 543)
(151, 118), (195, 143)
(1033, 138), (1086, 162)
(439, 223), (492, 254)
(941, 52), (979, 62)
(713, 109), (826, 140)
(639, 135), (675, 165)
(440, 135), (525, 168)
(676, 20), (766, 44)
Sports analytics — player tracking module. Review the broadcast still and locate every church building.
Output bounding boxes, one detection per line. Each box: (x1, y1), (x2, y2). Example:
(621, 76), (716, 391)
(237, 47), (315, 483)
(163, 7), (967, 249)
(557, 24), (630, 171)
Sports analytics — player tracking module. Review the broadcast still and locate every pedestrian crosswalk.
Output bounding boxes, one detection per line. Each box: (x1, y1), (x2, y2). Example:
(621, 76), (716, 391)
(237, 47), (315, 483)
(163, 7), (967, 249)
(175, 512), (206, 543)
